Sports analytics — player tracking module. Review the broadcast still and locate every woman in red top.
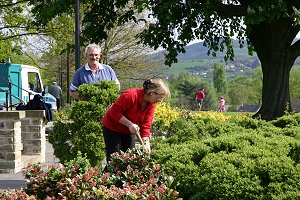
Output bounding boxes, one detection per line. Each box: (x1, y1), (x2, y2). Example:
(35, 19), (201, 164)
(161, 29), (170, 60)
(102, 79), (170, 160)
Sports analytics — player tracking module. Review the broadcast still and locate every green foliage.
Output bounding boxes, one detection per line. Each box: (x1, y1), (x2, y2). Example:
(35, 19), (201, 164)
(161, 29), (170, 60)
(231, 116), (272, 130)
(70, 101), (105, 125)
(2, 148), (180, 199)
(166, 117), (198, 143)
(227, 71), (262, 105)
(64, 151), (92, 174)
(290, 68), (300, 100)
(73, 122), (106, 166)
(151, 118), (169, 137)
(151, 142), (208, 199)
(271, 113), (300, 128)
(152, 114), (300, 199)
(194, 118), (243, 138)
(169, 71), (218, 110)
(48, 121), (75, 163)
(52, 104), (72, 121)
(213, 62), (227, 96)
(49, 82), (119, 166)
(78, 81), (120, 104)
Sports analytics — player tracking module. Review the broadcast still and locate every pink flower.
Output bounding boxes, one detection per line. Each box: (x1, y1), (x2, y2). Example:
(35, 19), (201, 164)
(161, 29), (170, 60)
(33, 184), (39, 190)
(155, 185), (166, 194)
(33, 168), (39, 175)
(147, 193), (155, 200)
(70, 185), (76, 193)
(149, 176), (156, 184)
(45, 187), (52, 192)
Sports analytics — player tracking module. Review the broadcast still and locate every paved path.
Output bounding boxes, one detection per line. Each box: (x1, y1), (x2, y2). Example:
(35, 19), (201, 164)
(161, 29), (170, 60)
(0, 141), (59, 192)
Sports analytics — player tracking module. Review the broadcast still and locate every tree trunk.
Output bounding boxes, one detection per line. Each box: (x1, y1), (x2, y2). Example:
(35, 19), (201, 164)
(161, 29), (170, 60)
(247, 19), (295, 120)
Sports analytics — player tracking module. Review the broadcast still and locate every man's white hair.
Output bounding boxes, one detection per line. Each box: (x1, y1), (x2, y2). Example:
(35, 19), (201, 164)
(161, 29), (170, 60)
(85, 44), (101, 56)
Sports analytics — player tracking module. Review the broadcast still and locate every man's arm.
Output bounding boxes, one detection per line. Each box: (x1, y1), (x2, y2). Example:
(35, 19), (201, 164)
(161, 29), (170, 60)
(70, 91), (80, 100)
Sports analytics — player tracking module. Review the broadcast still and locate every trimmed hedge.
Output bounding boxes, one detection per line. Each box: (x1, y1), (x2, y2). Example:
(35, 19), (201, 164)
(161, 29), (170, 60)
(152, 114), (300, 199)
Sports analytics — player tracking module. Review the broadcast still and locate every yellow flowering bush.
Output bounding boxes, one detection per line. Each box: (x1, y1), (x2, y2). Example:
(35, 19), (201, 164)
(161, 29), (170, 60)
(193, 111), (230, 121)
(154, 102), (180, 125)
(155, 103), (235, 125)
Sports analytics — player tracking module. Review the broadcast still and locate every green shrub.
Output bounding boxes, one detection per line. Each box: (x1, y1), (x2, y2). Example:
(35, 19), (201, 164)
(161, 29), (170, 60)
(49, 81), (119, 166)
(271, 113), (300, 128)
(165, 117), (198, 144)
(78, 81), (119, 104)
(232, 117), (272, 129)
(73, 122), (106, 166)
(281, 126), (300, 138)
(152, 141), (207, 199)
(70, 101), (106, 126)
(194, 118), (244, 138)
(151, 118), (169, 137)
(152, 125), (300, 199)
(48, 121), (75, 163)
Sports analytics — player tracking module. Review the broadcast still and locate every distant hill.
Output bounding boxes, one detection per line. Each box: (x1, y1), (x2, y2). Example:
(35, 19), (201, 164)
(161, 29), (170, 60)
(151, 40), (300, 80)
(178, 41), (257, 62)
(151, 41), (260, 79)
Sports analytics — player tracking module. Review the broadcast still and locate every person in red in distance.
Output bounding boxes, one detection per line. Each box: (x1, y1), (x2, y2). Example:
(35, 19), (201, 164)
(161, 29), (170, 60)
(195, 88), (205, 111)
(101, 79), (170, 161)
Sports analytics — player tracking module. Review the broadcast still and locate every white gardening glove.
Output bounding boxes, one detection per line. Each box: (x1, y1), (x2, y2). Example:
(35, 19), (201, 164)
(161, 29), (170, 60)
(142, 137), (151, 154)
(128, 123), (140, 134)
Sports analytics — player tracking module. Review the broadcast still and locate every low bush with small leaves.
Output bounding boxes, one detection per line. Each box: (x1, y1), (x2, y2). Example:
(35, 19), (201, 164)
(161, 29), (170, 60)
(270, 113), (300, 128)
(151, 116), (300, 199)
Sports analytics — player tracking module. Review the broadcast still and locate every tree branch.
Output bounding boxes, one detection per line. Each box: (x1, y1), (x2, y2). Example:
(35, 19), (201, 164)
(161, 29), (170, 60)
(0, 32), (48, 41)
(0, 0), (28, 8)
(0, 25), (28, 30)
(209, 1), (248, 17)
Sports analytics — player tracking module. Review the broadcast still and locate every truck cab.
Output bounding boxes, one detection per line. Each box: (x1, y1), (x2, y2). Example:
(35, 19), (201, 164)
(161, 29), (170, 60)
(0, 61), (57, 110)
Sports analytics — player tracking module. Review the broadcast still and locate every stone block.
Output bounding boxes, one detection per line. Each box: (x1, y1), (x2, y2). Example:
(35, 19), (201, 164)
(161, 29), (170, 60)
(21, 125), (28, 132)
(0, 151), (22, 160)
(25, 110), (45, 118)
(0, 143), (23, 151)
(0, 160), (21, 169)
(13, 128), (22, 137)
(0, 129), (14, 137)
(0, 122), (5, 129)
(23, 140), (41, 146)
(20, 118), (31, 126)
(0, 137), (13, 145)
(28, 125), (42, 132)
(0, 168), (21, 174)
(0, 111), (25, 119)
(33, 146), (42, 153)
(6, 121), (21, 129)
(21, 132), (33, 140)
(31, 118), (43, 125)
(32, 132), (41, 139)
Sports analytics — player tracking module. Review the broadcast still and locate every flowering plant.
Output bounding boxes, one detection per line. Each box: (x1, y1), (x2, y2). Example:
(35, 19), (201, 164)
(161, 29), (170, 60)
(0, 149), (180, 200)
(99, 148), (180, 199)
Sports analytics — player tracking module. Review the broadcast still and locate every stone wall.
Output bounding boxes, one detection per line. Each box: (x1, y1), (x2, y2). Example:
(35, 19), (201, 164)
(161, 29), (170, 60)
(0, 111), (46, 173)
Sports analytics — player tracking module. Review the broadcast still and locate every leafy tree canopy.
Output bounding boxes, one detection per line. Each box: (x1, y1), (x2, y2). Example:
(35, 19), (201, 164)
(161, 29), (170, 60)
(27, 0), (300, 65)
(28, 0), (300, 120)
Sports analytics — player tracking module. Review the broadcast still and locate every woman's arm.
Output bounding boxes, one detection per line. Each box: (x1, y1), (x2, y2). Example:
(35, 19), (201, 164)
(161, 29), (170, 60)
(119, 116), (140, 134)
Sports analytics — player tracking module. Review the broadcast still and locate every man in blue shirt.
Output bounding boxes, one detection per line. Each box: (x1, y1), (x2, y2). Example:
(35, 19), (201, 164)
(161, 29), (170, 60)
(70, 44), (120, 100)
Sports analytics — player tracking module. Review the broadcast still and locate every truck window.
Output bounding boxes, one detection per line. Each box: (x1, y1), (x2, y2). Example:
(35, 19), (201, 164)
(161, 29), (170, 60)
(28, 72), (42, 93)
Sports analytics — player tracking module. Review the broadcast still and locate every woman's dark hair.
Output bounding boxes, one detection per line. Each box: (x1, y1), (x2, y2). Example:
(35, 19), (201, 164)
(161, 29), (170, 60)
(143, 79), (170, 97)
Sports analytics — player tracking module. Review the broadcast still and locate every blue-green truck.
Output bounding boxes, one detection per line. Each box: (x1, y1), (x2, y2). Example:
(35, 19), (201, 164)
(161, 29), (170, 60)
(0, 61), (57, 110)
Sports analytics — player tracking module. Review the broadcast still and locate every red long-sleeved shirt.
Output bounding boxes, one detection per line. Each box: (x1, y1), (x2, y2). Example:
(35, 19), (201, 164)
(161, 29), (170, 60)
(102, 88), (155, 138)
(195, 90), (205, 100)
